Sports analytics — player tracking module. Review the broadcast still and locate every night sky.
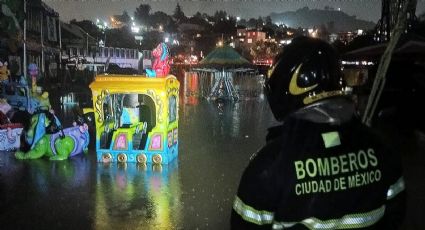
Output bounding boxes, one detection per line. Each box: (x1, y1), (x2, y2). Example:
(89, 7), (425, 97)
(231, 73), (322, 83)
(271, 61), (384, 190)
(45, 0), (425, 23)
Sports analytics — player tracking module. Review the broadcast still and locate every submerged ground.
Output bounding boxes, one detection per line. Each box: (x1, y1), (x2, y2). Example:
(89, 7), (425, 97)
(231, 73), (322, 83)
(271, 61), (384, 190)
(0, 90), (424, 230)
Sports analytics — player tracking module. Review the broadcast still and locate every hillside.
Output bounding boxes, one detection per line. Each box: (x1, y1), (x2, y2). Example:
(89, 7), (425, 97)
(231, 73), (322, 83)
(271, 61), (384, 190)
(269, 7), (376, 32)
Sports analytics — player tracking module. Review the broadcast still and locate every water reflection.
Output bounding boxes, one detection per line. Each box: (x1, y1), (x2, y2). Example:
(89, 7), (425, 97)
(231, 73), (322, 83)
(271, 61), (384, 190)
(0, 70), (277, 229)
(94, 161), (182, 230)
(0, 155), (91, 195)
(0, 153), (94, 229)
(182, 72), (200, 106)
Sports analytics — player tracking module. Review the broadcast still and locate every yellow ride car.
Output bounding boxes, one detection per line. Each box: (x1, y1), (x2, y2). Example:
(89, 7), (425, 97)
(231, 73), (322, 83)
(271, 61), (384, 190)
(88, 74), (180, 164)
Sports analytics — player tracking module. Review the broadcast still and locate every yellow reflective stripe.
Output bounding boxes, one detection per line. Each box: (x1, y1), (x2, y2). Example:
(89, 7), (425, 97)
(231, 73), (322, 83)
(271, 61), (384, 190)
(233, 196), (274, 225)
(272, 205), (385, 229)
(387, 177), (405, 200)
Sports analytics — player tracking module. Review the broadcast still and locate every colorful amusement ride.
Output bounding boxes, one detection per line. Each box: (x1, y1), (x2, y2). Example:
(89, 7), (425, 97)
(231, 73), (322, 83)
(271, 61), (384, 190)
(1, 43), (179, 165)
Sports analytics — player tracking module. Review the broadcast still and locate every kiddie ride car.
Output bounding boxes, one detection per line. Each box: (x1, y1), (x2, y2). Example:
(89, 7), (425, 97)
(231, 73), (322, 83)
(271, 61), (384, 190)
(0, 63), (49, 114)
(87, 75), (180, 164)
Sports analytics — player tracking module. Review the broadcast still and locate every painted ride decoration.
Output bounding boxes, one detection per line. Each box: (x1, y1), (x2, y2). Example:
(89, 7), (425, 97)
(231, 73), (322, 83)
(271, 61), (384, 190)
(15, 118), (90, 160)
(0, 61), (11, 82)
(28, 63), (39, 93)
(145, 42), (171, 78)
(11, 96), (91, 160)
(88, 74), (180, 164)
(0, 98), (23, 151)
(0, 63), (50, 114)
(24, 109), (62, 150)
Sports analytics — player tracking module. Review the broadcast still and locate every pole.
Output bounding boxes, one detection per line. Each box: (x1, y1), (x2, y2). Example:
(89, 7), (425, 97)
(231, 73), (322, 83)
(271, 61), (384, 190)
(59, 17), (62, 71)
(23, 0), (27, 81)
(86, 32), (89, 57)
(40, 11), (44, 77)
(104, 29), (106, 47)
(362, 0), (412, 126)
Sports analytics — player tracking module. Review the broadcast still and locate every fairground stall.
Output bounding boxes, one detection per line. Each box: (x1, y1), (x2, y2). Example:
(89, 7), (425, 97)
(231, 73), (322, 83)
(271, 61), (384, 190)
(88, 75), (180, 164)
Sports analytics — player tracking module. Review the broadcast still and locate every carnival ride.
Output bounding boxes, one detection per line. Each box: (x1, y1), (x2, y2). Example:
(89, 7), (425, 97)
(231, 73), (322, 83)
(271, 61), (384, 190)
(0, 62), (91, 158)
(0, 99), (23, 151)
(0, 63), (49, 114)
(88, 75), (180, 164)
(15, 120), (90, 160)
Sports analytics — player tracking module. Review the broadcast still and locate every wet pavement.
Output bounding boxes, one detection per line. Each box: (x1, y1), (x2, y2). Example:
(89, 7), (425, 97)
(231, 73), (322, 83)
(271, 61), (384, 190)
(0, 88), (424, 229)
(0, 94), (278, 230)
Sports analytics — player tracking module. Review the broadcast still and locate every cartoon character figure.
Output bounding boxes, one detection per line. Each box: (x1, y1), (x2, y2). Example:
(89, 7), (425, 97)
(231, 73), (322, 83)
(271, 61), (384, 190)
(0, 61), (11, 82)
(25, 109), (62, 149)
(28, 63), (39, 93)
(15, 122), (90, 161)
(34, 91), (52, 111)
(146, 43), (171, 78)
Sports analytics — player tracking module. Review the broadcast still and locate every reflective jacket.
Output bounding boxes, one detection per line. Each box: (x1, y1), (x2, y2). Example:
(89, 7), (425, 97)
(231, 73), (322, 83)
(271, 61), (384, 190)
(231, 100), (405, 230)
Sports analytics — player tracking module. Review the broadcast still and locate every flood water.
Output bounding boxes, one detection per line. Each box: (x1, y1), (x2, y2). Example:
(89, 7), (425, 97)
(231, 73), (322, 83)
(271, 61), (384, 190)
(0, 78), (278, 229)
(1, 73), (424, 230)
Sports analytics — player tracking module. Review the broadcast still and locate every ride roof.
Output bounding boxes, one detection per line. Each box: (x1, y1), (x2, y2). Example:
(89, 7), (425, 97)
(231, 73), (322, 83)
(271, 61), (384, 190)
(89, 74), (179, 92)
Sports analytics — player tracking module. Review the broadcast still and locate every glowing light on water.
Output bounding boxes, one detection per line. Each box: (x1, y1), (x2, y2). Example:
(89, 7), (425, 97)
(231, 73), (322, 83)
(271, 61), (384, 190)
(60, 93), (78, 105)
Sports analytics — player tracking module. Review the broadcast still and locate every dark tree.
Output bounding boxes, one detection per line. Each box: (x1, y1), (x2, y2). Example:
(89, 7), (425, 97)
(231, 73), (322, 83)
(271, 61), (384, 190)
(265, 16), (273, 27)
(140, 31), (163, 50)
(262, 16), (277, 37)
(213, 10), (227, 23)
(212, 16), (236, 35)
(193, 34), (216, 56)
(164, 18), (178, 34)
(173, 3), (186, 23)
(135, 4), (151, 27)
(70, 20), (102, 39)
(238, 18), (248, 27)
(105, 27), (137, 48)
(116, 11), (131, 24)
(188, 12), (211, 28)
(151, 11), (171, 28)
(247, 18), (258, 28)
(257, 17), (264, 28)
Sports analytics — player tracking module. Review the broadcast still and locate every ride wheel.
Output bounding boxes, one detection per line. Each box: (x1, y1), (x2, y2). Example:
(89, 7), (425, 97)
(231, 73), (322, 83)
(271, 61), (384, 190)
(102, 153), (112, 163)
(152, 154), (162, 164)
(117, 153), (127, 163)
(136, 153), (147, 164)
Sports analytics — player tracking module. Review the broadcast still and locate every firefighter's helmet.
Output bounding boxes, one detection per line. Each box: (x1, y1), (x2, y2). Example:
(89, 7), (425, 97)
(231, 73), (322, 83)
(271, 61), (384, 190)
(265, 36), (346, 121)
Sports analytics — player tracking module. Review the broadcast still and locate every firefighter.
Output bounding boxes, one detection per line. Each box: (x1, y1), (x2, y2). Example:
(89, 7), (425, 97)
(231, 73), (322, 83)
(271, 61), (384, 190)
(231, 37), (406, 229)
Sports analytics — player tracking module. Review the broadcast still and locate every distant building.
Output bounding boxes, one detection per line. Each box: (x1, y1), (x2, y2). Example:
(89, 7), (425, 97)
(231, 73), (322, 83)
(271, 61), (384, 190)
(60, 22), (97, 59)
(61, 22), (140, 72)
(331, 32), (356, 45)
(240, 29), (266, 44)
(5, 0), (61, 79)
(328, 29), (366, 44)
